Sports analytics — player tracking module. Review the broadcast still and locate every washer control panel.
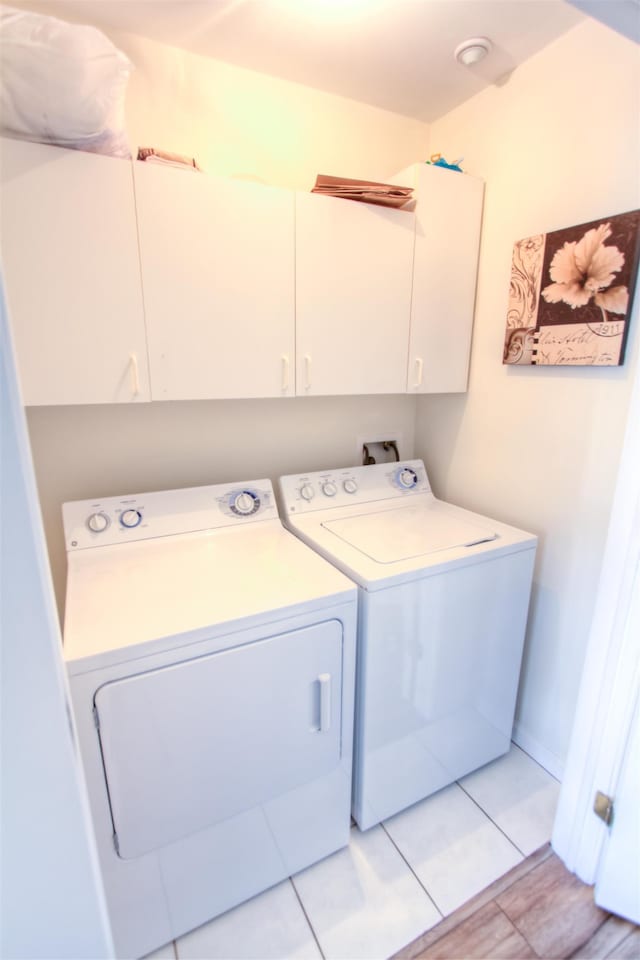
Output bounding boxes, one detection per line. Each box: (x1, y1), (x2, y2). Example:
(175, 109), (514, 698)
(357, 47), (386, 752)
(279, 460), (431, 515)
(63, 480), (277, 550)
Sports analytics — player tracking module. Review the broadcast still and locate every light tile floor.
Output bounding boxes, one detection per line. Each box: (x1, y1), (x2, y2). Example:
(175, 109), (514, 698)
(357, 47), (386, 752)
(144, 745), (560, 960)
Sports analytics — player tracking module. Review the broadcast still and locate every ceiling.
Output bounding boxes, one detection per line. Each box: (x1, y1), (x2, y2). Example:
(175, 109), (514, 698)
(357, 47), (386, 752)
(12, 0), (589, 122)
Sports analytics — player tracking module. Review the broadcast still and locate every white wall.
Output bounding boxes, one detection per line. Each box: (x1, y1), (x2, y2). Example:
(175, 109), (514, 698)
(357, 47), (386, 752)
(21, 29), (425, 616)
(417, 18), (640, 775)
(1, 277), (114, 958)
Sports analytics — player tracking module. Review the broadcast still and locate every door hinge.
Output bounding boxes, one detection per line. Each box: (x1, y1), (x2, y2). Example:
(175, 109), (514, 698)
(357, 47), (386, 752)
(594, 790), (614, 826)
(113, 831), (120, 855)
(92, 705), (100, 731)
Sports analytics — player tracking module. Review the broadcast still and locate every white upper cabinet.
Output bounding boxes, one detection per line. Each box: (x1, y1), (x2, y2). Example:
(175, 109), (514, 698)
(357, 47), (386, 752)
(398, 163), (484, 394)
(133, 163), (295, 400)
(295, 191), (415, 396)
(0, 140), (482, 406)
(0, 138), (150, 405)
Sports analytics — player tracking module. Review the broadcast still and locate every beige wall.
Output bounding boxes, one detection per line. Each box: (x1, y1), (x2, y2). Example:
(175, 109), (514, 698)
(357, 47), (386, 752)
(29, 396), (415, 618)
(417, 18), (640, 774)
(113, 28), (430, 189)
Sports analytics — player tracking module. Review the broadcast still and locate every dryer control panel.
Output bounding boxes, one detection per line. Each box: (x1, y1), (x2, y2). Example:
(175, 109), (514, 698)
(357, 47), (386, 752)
(63, 480), (277, 550)
(279, 460), (432, 515)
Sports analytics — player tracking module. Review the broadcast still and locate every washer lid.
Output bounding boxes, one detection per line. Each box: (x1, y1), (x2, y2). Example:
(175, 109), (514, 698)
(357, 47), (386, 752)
(322, 502), (498, 563)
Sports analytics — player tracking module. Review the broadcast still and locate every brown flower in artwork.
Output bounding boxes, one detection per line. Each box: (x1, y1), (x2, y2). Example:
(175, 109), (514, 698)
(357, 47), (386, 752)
(541, 223), (629, 314)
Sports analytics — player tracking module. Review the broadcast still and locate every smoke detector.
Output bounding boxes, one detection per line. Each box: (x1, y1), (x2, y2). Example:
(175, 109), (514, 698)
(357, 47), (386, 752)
(454, 37), (492, 66)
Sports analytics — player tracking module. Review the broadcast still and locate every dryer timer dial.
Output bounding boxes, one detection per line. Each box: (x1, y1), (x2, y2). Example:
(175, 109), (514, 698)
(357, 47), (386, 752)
(397, 467), (418, 489)
(231, 491), (260, 516)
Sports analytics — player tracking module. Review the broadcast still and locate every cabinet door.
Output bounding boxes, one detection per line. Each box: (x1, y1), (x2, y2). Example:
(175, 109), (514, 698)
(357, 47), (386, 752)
(0, 138), (150, 405)
(134, 164), (295, 400)
(407, 165), (484, 394)
(295, 192), (414, 396)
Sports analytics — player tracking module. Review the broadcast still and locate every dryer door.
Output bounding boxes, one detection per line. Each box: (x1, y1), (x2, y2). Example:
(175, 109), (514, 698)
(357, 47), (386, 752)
(94, 620), (343, 859)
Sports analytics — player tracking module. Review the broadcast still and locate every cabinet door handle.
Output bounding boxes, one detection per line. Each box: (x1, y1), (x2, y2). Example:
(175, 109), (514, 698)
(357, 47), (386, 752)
(413, 357), (424, 389)
(304, 355), (312, 391)
(281, 355), (290, 393)
(129, 353), (140, 396)
(318, 673), (331, 732)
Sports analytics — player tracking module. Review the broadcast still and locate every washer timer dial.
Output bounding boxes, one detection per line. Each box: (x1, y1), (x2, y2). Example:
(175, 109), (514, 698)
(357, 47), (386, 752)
(397, 467), (418, 489)
(120, 509), (143, 528)
(343, 479), (358, 494)
(321, 481), (337, 497)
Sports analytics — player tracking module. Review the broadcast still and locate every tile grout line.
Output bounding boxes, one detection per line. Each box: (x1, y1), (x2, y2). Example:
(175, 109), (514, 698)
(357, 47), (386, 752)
(455, 779), (528, 860)
(379, 821), (445, 921)
(511, 742), (562, 785)
(289, 876), (326, 960)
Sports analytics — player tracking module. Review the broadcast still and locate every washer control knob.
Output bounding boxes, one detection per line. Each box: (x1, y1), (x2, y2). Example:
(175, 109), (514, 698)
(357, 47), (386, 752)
(120, 508), (142, 528)
(86, 512), (109, 533)
(232, 491), (259, 515)
(300, 483), (315, 501)
(343, 479), (358, 494)
(322, 481), (337, 497)
(398, 467), (418, 489)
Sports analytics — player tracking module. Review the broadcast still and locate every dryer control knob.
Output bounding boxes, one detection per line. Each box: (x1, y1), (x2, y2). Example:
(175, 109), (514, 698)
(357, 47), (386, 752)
(86, 512), (109, 533)
(300, 483), (315, 501)
(398, 467), (418, 489)
(343, 479), (358, 494)
(232, 491), (259, 515)
(322, 481), (337, 497)
(120, 509), (142, 528)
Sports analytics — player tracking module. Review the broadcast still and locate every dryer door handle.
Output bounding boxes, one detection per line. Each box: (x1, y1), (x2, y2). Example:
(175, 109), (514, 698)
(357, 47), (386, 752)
(318, 673), (331, 732)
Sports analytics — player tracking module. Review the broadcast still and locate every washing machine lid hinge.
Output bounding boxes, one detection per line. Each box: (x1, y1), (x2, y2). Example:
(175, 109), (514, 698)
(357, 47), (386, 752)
(112, 831), (120, 855)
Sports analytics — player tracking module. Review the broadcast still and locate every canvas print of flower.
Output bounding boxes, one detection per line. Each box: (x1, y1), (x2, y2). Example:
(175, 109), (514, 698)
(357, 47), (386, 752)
(503, 210), (640, 365)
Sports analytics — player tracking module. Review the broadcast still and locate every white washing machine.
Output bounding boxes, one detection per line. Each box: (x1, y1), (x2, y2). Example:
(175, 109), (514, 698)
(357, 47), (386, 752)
(62, 479), (357, 959)
(279, 460), (537, 831)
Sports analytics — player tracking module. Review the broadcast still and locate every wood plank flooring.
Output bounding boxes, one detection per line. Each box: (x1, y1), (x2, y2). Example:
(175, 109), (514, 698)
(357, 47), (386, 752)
(392, 846), (639, 960)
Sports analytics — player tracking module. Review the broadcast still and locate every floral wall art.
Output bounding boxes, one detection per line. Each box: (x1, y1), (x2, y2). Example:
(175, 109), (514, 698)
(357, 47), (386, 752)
(503, 210), (640, 365)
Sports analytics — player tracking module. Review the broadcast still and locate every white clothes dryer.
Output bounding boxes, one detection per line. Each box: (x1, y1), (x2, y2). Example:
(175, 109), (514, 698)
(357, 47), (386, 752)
(279, 460), (536, 831)
(62, 479), (357, 959)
